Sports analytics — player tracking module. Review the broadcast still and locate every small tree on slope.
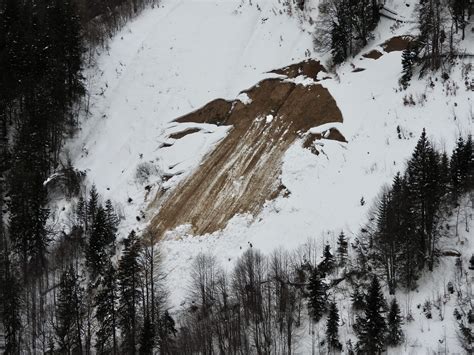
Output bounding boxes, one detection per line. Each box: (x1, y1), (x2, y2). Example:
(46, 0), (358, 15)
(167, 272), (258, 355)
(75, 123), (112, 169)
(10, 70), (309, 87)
(308, 266), (327, 323)
(320, 244), (335, 277)
(386, 298), (404, 346)
(337, 231), (349, 268)
(354, 275), (387, 354)
(326, 301), (342, 353)
(400, 46), (416, 89)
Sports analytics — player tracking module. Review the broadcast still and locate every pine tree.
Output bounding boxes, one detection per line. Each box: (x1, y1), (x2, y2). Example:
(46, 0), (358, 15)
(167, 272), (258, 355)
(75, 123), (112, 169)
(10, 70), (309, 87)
(464, 134), (473, 189)
(118, 230), (143, 355)
(55, 265), (84, 354)
(400, 46), (416, 89)
(307, 266), (327, 322)
(351, 284), (365, 311)
(449, 0), (469, 39)
(390, 173), (418, 290)
(139, 315), (155, 355)
(375, 187), (403, 294)
(95, 262), (118, 354)
(337, 231), (349, 268)
(319, 244), (335, 276)
(88, 184), (99, 227)
(86, 206), (112, 279)
(105, 199), (119, 237)
(439, 151), (451, 200)
(76, 196), (86, 228)
(326, 301), (342, 352)
(406, 129), (441, 270)
(417, 0), (445, 71)
(331, 20), (348, 65)
(354, 276), (387, 354)
(457, 320), (473, 353)
(386, 298), (404, 346)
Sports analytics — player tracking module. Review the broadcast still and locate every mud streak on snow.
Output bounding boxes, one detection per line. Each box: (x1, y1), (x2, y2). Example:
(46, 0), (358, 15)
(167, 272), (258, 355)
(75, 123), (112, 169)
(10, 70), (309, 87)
(148, 64), (343, 238)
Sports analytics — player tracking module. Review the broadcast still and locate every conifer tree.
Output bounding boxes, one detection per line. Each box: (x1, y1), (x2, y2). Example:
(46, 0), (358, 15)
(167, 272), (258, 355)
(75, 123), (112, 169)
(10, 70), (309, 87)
(95, 262), (118, 354)
(351, 285), (365, 311)
(386, 298), (404, 346)
(464, 134), (473, 189)
(307, 266), (327, 322)
(336, 231), (349, 267)
(400, 46), (416, 89)
(118, 230), (143, 355)
(406, 129), (441, 270)
(449, 0), (469, 39)
(86, 206), (112, 280)
(88, 184), (99, 227)
(331, 20), (348, 65)
(139, 315), (155, 355)
(391, 173), (418, 289)
(439, 151), (451, 200)
(105, 199), (119, 237)
(417, 0), (446, 71)
(320, 244), (335, 276)
(76, 196), (86, 228)
(354, 276), (387, 354)
(55, 265), (84, 355)
(326, 301), (342, 352)
(374, 189), (399, 294)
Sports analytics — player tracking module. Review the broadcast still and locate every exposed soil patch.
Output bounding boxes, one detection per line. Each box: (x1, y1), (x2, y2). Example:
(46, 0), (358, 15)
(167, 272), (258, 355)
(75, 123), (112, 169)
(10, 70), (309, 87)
(168, 127), (201, 140)
(382, 36), (413, 53)
(269, 184), (291, 200)
(363, 49), (383, 60)
(303, 128), (347, 155)
(159, 142), (173, 148)
(148, 62), (342, 238)
(269, 59), (326, 80)
(175, 98), (233, 125)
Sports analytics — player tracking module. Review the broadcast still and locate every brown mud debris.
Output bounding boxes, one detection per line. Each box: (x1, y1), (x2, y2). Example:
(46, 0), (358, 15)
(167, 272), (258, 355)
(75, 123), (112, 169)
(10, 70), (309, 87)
(148, 61), (342, 238)
(303, 128), (347, 155)
(269, 59), (326, 80)
(168, 128), (201, 140)
(363, 49), (384, 60)
(382, 36), (414, 53)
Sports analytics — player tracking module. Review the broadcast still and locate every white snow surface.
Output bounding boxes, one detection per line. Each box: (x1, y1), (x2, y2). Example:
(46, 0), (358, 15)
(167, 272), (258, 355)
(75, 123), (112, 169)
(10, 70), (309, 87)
(58, 0), (474, 352)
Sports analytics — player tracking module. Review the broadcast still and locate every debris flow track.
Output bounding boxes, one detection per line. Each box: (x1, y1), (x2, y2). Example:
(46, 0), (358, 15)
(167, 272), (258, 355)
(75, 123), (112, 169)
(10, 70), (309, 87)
(149, 62), (343, 238)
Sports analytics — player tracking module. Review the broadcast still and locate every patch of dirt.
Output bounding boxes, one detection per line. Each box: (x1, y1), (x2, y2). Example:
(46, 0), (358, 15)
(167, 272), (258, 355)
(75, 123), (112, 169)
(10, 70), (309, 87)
(303, 128), (347, 155)
(269, 59), (326, 80)
(148, 63), (342, 238)
(382, 36), (413, 53)
(168, 128), (201, 140)
(363, 50), (383, 60)
(175, 99), (233, 125)
(269, 184), (291, 200)
(158, 142), (173, 148)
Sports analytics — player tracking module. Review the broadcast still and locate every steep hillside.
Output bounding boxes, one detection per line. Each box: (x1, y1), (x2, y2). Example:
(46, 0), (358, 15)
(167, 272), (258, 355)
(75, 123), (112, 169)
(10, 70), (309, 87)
(60, 0), (473, 352)
(148, 64), (343, 237)
(63, 0), (315, 232)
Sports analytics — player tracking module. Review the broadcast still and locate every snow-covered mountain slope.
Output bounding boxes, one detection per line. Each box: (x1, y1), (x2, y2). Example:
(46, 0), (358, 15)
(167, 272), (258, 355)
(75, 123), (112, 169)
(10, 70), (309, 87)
(61, 0), (473, 351)
(63, 0), (314, 232)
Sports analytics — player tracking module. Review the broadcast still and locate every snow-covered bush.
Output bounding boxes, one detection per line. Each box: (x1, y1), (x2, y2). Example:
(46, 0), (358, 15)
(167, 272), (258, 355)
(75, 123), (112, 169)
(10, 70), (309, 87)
(135, 161), (160, 185)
